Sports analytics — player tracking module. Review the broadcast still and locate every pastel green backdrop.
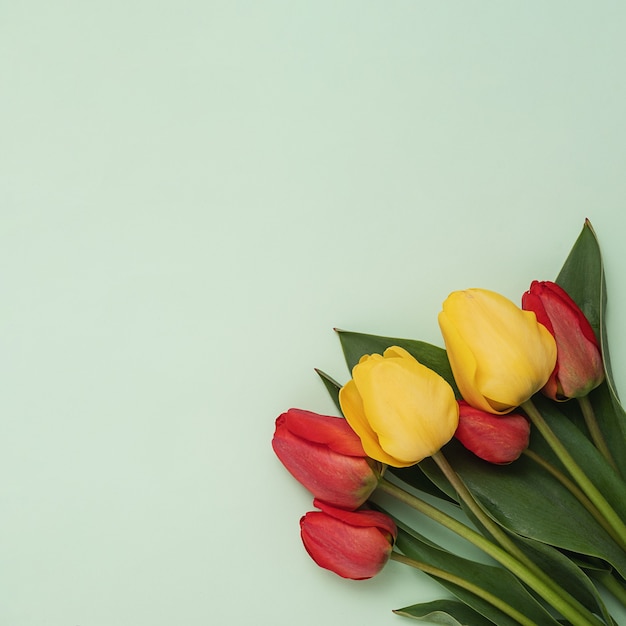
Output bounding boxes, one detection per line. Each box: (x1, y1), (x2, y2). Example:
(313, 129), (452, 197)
(1, 2), (626, 624)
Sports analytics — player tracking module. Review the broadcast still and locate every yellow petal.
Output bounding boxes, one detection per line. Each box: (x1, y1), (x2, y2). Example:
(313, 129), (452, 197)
(382, 345), (413, 360)
(440, 289), (557, 413)
(339, 378), (401, 466)
(438, 309), (495, 413)
(353, 351), (458, 464)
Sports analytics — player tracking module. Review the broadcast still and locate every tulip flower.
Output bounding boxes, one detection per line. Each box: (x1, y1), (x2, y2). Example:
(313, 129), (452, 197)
(438, 288), (557, 414)
(300, 499), (397, 580)
(455, 401), (530, 464)
(272, 408), (382, 510)
(338, 346), (459, 468)
(522, 280), (604, 400)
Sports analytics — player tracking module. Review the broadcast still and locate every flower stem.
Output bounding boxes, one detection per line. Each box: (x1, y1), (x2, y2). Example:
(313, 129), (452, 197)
(378, 477), (604, 626)
(523, 448), (626, 551)
(432, 451), (600, 621)
(433, 450), (536, 553)
(577, 395), (620, 474)
(522, 399), (626, 550)
(390, 551), (537, 626)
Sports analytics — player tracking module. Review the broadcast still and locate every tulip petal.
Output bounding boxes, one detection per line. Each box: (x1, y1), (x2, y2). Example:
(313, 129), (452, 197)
(313, 498), (398, 537)
(440, 289), (557, 413)
(455, 402), (530, 464)
(281, 408), (366, 457)
(272, 422), (378, 509)
(300, 510), (393, 579)
(522, 287), (554, 335)
(529, 282), (604, 398)
(438, 309), (494, 413)
(477, 310), (556, 409)
(339, 380), (402, 466)
(353, 352), (458, 464)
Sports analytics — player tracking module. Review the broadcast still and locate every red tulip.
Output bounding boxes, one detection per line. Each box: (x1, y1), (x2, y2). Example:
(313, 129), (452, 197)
(272, 409), (382, 510)
(455, 401), (530, 464)
(522, 281), (604, 400)
(300, 499), (397, 579)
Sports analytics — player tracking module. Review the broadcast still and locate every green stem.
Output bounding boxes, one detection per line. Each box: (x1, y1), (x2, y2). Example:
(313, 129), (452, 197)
(523, 448), (626, 550)
(378, 478), (604, 626)
(577, 395), (620, 474)
(433, 450), (546, 555)
(522, 399), (626, 550)
(390, 551), (536, 626)
(432, 450), (595, 617)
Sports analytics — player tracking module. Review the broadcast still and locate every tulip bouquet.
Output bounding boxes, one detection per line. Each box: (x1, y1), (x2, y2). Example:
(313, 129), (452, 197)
(272, 220), (626, 625)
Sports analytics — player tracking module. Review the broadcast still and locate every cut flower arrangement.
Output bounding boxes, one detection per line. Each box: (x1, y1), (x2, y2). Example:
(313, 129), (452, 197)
(272, 220), (626, 625)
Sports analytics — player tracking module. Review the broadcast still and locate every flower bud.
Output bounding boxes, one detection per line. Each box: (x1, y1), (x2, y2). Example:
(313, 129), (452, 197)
(339, 346), (459, 468)
(522, 280), (604, 400)
(455, 401), (530, 464)
(272, 409), (382, 510)
(438, 288), (557, 414)
(300, 499), (397, 580)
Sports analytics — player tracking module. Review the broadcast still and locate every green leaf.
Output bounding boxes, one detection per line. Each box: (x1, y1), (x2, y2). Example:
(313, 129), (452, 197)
(392, 464), (458, 505)
(420, 436), (626, 581)
(336, 329), (460, 396)
(314, 368), (343, 413)
(556, 219), (603, 341)
(394, 599), (494, 625)
(588, 383), (626, 480)
(400, 446), (616, 624)
(531, 396), (626, 525)
(555, 219), (626, 478)
(390, 522), (562, 626)
(507, 533), (614, 625)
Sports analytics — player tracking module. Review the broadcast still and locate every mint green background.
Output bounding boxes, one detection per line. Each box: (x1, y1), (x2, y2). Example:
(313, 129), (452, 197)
(2, 2), (626, 624)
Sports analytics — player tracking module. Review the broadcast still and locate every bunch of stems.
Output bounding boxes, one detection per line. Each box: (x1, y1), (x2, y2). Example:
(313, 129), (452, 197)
(376, 393), (626, 626)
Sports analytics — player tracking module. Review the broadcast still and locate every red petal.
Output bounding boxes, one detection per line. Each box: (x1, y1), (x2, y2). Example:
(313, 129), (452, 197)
(455, 401), (530, 464)
(281, 408), (366, 456)
(522, 283), (555, 335)
(272, 426), (377, 509)
(312, 499), (397, 538)
(300, 508), (394, 580)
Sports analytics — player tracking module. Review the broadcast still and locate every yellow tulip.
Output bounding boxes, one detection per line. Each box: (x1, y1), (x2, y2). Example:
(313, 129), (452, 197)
(338, 346), (459, 468)
(438, 288), (557, 414)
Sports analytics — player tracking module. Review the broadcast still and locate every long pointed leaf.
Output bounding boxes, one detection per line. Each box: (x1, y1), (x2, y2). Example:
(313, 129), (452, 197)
(531, 396), (626, 524)
(336, 330), (460, 397)
(397, 450), (615, 624)
(394, 599), (494, 625)
(314, 368), (343, 413)
(389, 521), (562, 626)
(555, 219), (626, 477)
(419, 437), (626, 580)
